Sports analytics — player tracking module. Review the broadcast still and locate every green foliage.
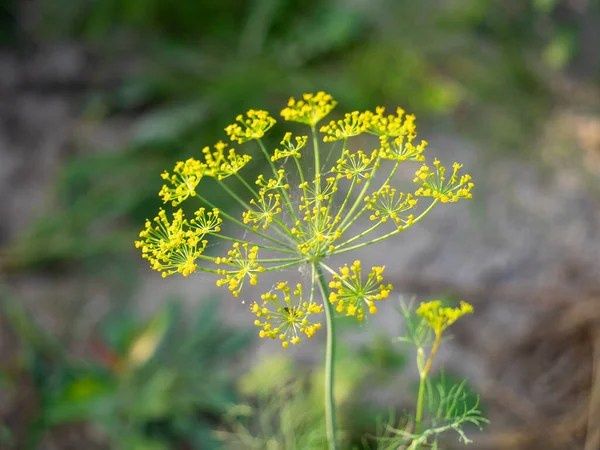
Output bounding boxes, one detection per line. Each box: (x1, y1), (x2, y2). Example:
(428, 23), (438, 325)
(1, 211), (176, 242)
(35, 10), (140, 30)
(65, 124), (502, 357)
(0, 291), (252, 449)
(215, 334), (414, 450)
(370, 379), (487, 450)
(216, 343), (379, 450)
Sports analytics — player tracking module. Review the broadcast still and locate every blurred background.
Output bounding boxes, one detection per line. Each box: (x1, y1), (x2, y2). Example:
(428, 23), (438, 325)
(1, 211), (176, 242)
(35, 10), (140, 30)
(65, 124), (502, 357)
(1, 0), (600, 449)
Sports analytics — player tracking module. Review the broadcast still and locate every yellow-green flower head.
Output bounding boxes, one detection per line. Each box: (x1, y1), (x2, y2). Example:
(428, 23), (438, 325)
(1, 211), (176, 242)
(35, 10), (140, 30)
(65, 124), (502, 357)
(414, 159), (474, 203)
(280, 92), (337, 126)
(328, 262), (393, 321)
(320, 111), (366, 142)
(225, 109), (276, 144)
(416, 300), (474, 335)
(202, 141), (252, 180)
(364, 185), (418, 230)
(293, 206), (341, 255)
(135, 209), (207, 278)
(215, 242), (264, 297)
(299, 174), (338, 211)
(361, 107), (416, 140)
(272, 132), (308, 161)
(331, 149), (379, 184)
(189, 207), (222, 235)
(242, 192), (283, 230)
(251, 282), (323, 348)
(159, 158), (207, 206)
(255, 169), (289, 193)
(382, 136), (427, 162)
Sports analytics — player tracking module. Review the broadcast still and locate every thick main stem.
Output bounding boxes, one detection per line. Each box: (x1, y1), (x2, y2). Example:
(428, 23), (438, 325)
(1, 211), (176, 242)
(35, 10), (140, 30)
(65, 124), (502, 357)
(315, 263), (337, 450)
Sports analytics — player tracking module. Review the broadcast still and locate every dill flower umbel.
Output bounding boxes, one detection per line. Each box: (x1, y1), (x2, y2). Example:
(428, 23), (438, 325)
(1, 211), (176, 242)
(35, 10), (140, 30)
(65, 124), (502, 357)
(137, 90), (474, 344)
(272, 132), (308, 161)
(159, 158), (206, 206)
(216, 243), (264, 297)
(414, 159), (474, 202)
(332, 149), (380, 183)
(225, 109), (276, 144)
(382, 136), (427, 162)
(134, 209), (207, 278)
(320, 111), (366, 142)
(242, 192), (283, 231)
(137, 91), (477, 450)
(251, 282), (323, 348)
(361, 107), (416, 139)
(364, 185), (418, 229)
(281, 91), (337, 126)
(416, 300), (474, 335)
(202, 141), (252, 180)
(328, 261), (392, 321)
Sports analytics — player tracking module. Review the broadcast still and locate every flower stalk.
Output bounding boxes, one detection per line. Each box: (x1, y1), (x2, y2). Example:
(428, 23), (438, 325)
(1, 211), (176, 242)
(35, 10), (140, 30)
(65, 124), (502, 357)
(316, 263), (337, 449)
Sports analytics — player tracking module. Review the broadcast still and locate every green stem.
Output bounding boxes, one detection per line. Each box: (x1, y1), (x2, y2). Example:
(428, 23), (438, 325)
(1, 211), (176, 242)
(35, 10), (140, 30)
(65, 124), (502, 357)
(315, 263), (337, 450)
(197, 194), (294, 251)
(415, 332), (441, 435)
(312, 125), (321, 181)
(331, 178), (354, 228)
(217, 179), (252, 210)
(217, 179), (297, 246)
(324, 139), (346, 221)
(208, 232), (297, 254)
(257, 139), (300, 224)
(334, 221), (382, 249)
(294, 156), (306, 187)
(234, 172), (260, 198)
(261, 260), (303, 272)
(415, 374), (427, 435)
(311, 124), (326, 216)
(337, 154), (381, 230)
(233, 171), (299, 243)
(332, 199), (438, 255)
(337, 160), (401, 235)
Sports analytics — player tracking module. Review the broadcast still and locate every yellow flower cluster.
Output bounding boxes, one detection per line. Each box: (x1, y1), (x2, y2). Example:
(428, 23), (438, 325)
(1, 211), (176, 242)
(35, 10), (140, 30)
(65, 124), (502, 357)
(215, 242), (264, 297)
(255, 169), (290, 192)
(414, 159), (474, 202)
(416, 300), (474, 335)
(332, 149), (380, 183)
(225, 109), (276, 144)
(364, 185), (417, 229)
(135, 208), (221, 278)
(280, 91), (337, 126)
(320, 111), (366, 142)
(272, 132), (307, 161)
(202, 141), (252, 180)
(328, 262), (392, 321)
(159, 158), (206, 206)
(382, 136), (427, 162)
(189, 207), (222, 235)
(293, 206), (342, 255)
(158, 143), (252, 208)
(242, 192), (282, 230)
(251, 282), (323, 348)
(362, 107), (416, 139)
(299, 174), (338, 210)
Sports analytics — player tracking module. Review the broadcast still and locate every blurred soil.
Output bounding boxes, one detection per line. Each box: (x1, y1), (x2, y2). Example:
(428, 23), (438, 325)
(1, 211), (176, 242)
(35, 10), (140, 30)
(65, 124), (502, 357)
(1, 44), (600, 449)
